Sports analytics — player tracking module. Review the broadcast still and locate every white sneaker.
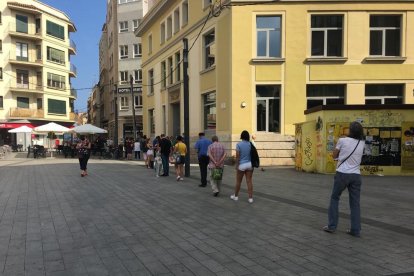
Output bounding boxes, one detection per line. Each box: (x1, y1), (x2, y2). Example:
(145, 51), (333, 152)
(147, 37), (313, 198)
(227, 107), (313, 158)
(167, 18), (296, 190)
(230, 195), (238, 201)
(179, 177), (184, 181)
(248, 198), (254, 204)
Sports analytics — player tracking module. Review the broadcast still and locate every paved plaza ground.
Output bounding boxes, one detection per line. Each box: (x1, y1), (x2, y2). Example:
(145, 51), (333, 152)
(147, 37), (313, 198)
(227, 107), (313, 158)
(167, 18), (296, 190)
(0, 154), (413, 276)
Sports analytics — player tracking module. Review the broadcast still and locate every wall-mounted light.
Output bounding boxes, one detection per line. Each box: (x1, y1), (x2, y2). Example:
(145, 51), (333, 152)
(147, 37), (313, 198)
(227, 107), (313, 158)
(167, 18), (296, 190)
(241, 101), (247, 108)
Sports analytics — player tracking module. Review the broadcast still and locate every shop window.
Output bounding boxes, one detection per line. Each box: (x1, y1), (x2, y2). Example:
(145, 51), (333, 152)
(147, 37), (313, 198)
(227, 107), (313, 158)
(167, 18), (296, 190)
(203, 92), (216, 130)
(365, 84), (403, 105)
(48, 99), (66, 115)
(203, 29), (215, 69)
(306, 84), (345, 109)
(370, 15), (401, 56)
(311, 15), (343, 57)
(257, 16), (282, 58)
(256, 85), (280, 133)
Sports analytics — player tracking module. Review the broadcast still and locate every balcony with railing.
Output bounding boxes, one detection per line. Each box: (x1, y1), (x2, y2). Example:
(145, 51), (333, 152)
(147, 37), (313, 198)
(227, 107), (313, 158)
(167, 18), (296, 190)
(70, 63), (77, 77)
(10, 108), (44, 119)
(5, 23), (42, 40)
(6, 51), (43, 67)
(69, 39), (77, 55)
(7, 80), (44, 94)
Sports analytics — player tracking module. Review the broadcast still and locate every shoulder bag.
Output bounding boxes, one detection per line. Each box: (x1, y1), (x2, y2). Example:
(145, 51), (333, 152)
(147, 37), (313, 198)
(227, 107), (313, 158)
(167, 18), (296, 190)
(337, 140), (360, 169)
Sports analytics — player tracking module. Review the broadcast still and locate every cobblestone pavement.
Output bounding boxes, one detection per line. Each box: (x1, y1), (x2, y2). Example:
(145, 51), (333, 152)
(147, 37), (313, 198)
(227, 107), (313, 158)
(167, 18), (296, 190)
(0, 155), (413, 276)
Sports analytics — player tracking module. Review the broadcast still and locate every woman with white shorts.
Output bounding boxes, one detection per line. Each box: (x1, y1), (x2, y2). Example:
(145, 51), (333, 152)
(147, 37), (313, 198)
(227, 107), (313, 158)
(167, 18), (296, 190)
(230, 130), (254, 203)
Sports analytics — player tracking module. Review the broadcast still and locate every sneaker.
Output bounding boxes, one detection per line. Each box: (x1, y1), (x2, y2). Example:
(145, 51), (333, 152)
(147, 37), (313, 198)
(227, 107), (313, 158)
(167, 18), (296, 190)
(322, 226), (335, 233)
(248, 198), (254, 203)
(176, 176), (180, 181)
(179, 177), (184, 181)
(230, 195), (238, 201)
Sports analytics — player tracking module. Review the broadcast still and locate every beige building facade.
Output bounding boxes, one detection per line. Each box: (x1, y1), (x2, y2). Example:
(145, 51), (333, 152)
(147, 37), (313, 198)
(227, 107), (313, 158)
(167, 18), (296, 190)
(137, 0), (414, 165)
(0, 0), (77, 146)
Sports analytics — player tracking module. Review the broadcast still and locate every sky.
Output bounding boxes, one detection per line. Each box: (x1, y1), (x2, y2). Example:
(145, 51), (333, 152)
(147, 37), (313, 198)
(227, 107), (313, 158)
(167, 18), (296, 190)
(41, 0), (106, 113)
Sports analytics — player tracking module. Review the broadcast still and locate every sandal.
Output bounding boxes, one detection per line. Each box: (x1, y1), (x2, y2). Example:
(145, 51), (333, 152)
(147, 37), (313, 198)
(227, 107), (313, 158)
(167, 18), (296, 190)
(322, 226), (335, 233)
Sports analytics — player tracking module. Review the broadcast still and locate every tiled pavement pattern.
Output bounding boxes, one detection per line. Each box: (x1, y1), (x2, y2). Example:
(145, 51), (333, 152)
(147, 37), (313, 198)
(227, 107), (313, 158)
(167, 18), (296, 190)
(0, 156), (414, 276)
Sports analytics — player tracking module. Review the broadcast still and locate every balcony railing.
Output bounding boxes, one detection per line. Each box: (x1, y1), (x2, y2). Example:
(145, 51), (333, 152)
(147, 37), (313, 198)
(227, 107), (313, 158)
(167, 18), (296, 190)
(5, 51), (43, 66)
(70, 63), (77, 76)
(69, 39), (77, 54)
(7, 80), (44, 93)
(5, 23), (42, 39)
(10, 108), (44, 119)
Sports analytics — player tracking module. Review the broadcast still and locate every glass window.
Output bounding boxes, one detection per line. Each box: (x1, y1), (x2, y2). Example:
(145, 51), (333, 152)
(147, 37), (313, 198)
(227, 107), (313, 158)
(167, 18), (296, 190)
(167, 16), (172, 39)
(174, 8), (180, 33)
(37, 98), (42, 109)
(311, 15), (343, 57)
(133, 44), (141, 57)
(119, 45), (128, 59)
(48, 99), (66, 114)
(365, 84), (403, 105)
(257, 16), (282, 58)
(47, 46), (65, 64)
(256, 85), (280, 132)
(168, 56), (173, 85)
(17, 97), (29, 108)
(120, 96), (129, 110)
(46, 20), (65, 40)
(133, 19), (140, 31)
(306, 84), (345, 109)
(0, 40), (2, 52)
(134, 95), (142, 107)
(148, 34), (152, 53)
(16, 15), (28, 33)
(16, 69), (29, 88)
(204, 29), (215, 69)
(161, 61), (166, 88)
(120, 71), (128, 84)
(149, 109), (155, 135)
(370, 15), (401, 56)
(175, 52), (181, 81)
(204, 93), (216, 130)
(182, 1), (188, 26)
(47, 73), (66, 90)
(0, 67), (3, 80)
(16, 42), (28, 61)
(119, 21), (128, 33)
(160, 22), (166, 44)
(0, 96), (3, 109)
(148, 69), (154, 94)
(134, 69), (142, 84)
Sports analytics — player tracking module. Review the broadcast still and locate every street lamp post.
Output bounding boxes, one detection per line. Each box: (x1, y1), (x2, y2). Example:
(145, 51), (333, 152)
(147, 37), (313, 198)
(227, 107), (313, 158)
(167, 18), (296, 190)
(183, 38), (190, 177)
(130, 75), (137, 141)
(113, 84), (119, 159)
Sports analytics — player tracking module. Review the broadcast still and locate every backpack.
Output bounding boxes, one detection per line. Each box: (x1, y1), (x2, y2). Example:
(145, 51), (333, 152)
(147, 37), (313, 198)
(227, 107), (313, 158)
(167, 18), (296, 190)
(250, 142), (260, 168)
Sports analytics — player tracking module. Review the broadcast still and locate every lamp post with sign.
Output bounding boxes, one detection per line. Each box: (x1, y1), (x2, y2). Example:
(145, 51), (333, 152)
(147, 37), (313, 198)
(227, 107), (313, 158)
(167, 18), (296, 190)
(113, 84), (119, 159)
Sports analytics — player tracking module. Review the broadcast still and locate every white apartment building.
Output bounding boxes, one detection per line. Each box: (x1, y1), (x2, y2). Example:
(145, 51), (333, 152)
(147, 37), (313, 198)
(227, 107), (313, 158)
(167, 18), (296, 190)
(0, 0), (77, 146)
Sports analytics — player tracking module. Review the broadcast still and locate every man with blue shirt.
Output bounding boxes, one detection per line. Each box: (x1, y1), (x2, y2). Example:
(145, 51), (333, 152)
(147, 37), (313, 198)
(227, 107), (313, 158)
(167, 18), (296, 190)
(194, 132), (212, 187)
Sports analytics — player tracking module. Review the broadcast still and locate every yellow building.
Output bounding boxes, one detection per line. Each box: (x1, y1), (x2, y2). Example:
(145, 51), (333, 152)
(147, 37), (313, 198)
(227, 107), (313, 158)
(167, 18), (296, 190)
(0, 0), (77, 146)
(136, 0), (414, 165)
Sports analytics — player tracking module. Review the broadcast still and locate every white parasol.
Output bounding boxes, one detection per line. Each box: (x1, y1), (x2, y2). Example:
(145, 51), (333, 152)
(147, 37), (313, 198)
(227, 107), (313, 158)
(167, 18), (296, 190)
(70, 124), (107, 134)
(34, 122), (70, 157)
(8, 126), (33, 150)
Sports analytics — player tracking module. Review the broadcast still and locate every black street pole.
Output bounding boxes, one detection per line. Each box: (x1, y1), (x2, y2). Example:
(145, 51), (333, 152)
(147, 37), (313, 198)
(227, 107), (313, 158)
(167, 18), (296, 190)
(130, 75), (137, 141)
(183, 38), (190, 177)
(113, 84), (119, 159)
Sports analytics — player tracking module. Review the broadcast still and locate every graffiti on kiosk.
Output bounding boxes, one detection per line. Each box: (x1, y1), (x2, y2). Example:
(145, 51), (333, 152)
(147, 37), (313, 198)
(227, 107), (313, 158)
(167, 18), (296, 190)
(361, 111), (404, 127)
(304, 137), (313, 166)
(361, 165), (384, 175)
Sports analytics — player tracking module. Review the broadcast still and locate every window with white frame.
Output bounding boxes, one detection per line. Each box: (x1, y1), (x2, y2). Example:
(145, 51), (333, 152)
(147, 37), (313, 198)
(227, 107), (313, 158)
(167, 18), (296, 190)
(119, 45), (128, 59)
(148, 69), (154, 94)
(168, 56), (173, 85)
(134, 94), (143, 108)
(47, 72), (66, 90)
(133, 43), (141, 57)
(167, 16), (172, 39)
(120, 71), (129, 84)
(365, 84), (403, 105)
(161, 61), (166, 88)
(182, 1), (188, 26)
(256, 85), (280, 133)
(306, 84), (345, 109)
(133, 19), (140, 31)
(16, 42), (28, 61)
(203, 92), (216, 130)
(175, 51), (181, 81)
(370, 15), (401, 56)
(148, 34), (152, 53)
(311, 15), (343, 57)
(257, 16), (282, 58)
(203, 29), (215, 69)
(160, 22), (166, 44)
(120, 96), (129, 110)
(134, 69), (142, 83)
(174, 8), (180, 33)
(119, 21), (128, 33)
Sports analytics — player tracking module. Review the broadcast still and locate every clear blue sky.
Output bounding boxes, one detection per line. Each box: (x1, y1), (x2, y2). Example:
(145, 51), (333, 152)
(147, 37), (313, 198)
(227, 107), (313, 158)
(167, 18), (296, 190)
(41, 0), (106, 113)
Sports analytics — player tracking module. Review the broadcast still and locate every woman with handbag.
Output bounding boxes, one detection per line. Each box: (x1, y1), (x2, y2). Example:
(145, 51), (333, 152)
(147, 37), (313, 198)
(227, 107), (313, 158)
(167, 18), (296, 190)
(323, 121), (365, 237)
(76, 135), (91, 177)
(173, 135), (187, 181)
(208, 135), (226, 197)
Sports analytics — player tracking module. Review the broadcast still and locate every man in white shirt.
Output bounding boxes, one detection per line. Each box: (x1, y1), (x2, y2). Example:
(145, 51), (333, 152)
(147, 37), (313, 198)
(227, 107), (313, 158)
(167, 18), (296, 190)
(323, 121), (365, 237)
